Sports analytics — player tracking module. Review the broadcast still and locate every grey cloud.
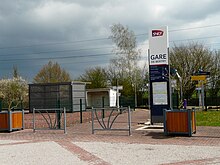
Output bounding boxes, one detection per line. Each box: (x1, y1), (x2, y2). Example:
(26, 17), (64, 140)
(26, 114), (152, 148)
(0, 0), (220, 80)
(168, 0), (220, 22)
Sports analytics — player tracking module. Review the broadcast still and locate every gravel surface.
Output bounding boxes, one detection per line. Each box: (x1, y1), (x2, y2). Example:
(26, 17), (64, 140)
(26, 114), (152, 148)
(0, 140), (220, 164)
(74, 142), (220, 165)
(0, 141), (87, 165)
(0, 140), (27, 144)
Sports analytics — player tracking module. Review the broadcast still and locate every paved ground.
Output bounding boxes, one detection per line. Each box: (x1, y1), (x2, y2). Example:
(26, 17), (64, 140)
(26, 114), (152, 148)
(0, 109), (219, 165)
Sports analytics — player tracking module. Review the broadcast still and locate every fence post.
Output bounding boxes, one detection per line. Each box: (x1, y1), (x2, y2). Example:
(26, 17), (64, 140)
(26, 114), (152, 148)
(128, 106), (131, 136)
(33, 108), (35, 133)
(80, 99), (83, 123)
(64, 107), (67, 134)
(92, 107), (94, 134)
(56, 100), (61, 129)
(204, 90), (207, 111)
(102, 97), (105, 118)
(22, 109), (24, 130)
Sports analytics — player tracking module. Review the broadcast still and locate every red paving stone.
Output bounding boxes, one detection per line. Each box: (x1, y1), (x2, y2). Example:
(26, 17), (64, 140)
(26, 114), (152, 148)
(56, 141), (110, 165)
(0, 109), (219, 146)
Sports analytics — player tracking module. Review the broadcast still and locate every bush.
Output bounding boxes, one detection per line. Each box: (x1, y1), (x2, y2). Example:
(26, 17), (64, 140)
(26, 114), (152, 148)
(0, 77), (28, 110)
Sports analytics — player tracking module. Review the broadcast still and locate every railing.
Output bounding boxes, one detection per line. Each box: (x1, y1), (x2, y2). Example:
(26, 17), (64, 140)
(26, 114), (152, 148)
(91, 107), (131, 136)
(33, 108), (66, 134)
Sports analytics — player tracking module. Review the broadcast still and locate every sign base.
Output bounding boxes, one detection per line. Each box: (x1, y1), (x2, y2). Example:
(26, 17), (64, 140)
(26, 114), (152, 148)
(151, 116), (164, 124)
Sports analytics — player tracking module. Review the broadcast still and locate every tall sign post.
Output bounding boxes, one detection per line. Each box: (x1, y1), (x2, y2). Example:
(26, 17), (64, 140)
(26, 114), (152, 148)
(148, 26), (171, 124)
(191, 70), (210, 111)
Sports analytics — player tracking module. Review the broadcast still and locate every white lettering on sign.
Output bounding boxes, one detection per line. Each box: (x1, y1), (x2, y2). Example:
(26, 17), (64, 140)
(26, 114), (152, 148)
(150, 54), (167, 64)
(150, 54), (166, 60)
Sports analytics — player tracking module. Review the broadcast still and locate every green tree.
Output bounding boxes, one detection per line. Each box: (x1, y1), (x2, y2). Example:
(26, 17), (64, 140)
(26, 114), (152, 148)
(170, 42), (213, 99)
(78, 66), (108, 89)
(108, 23), (141, 96)
(33, 61), (71, 83)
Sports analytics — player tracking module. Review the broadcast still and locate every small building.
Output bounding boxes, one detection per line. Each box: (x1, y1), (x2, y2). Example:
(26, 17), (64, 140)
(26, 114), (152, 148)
(29, 82), (87, 112)
(86, 88), (117, 108)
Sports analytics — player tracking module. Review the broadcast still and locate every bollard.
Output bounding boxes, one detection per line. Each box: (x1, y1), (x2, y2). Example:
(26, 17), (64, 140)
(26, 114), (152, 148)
(80, 99), (83, 123)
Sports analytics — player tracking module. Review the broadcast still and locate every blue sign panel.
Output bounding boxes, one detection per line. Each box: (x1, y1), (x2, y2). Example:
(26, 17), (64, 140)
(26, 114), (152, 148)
(150, 65), (169, 81)
(149, 65), (170, 123)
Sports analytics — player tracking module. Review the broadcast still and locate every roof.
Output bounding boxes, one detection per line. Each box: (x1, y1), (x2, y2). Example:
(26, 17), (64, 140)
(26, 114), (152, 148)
(86, 88), (116, 93)
(29, 81), (90, 86)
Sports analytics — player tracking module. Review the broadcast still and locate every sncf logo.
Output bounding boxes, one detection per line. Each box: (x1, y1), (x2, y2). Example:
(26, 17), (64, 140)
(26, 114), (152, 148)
(152, 30), (164, 37)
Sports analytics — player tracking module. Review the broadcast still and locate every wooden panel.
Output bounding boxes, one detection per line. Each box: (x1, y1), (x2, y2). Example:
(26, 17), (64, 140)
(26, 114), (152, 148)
(191, 111), (196, 133)
(0, 113), (9, 129)
(166, 111), (188, 133)
(12, 112), (22, 128)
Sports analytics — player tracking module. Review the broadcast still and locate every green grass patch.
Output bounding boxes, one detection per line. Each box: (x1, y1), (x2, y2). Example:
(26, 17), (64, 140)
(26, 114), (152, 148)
(196, 110), (220, 126)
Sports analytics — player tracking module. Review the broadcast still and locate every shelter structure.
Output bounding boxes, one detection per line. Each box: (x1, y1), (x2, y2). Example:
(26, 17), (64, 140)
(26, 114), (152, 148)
(86, 88), (117, 108)
(29, 82), (86, 112)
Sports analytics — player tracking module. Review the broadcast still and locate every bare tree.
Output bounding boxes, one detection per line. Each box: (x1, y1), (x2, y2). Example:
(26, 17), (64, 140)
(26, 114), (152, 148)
(208, 50), (220, 97)
(108, 23), (141, 96)
(13, 65), (19, 78)
(170, 42), (213, 99)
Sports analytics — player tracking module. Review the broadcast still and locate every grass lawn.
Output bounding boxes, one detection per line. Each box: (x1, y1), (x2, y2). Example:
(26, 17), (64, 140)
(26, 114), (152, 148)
(196, 110), (220, 126)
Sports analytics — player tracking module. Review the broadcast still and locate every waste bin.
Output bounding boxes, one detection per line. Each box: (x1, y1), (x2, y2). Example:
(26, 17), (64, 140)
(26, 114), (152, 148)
(163, 109), (196, 136)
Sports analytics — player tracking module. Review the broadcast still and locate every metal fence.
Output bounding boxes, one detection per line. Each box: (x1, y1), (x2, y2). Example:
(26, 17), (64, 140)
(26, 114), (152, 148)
(120, 96), (135, 108)
(91, 107), (131, 136)
(33, 108), (67, 134)
(188, 97), (220, 106)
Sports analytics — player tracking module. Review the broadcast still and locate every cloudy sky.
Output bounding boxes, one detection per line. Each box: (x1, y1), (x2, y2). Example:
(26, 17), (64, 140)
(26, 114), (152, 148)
(1, 0), (220, 82)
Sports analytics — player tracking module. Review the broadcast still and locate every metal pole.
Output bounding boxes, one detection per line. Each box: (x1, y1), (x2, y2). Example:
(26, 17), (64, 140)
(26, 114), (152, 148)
(102, 97), (105, 118)
(198, 87), (202, 110)
(176, 72), (182, 105)
(22, 109), (24, 130)
(134, 74), (137, 109)
(204, 89), (207, 111)
(188, 109), (192, 136)
(91, 107), (94, 134)
(180, 79), (183, 104)
(201, 81), (205, 110)
(64, 107), (67, 134)
(8, 111), (12, 132)
(163, 109), (167, 135)
(57, 100), (61, 129)
(128, 106), (131, 136)
(116, 79), (120, 109)
(80, 99), (83, 123)
(33, 108), (35, 133)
